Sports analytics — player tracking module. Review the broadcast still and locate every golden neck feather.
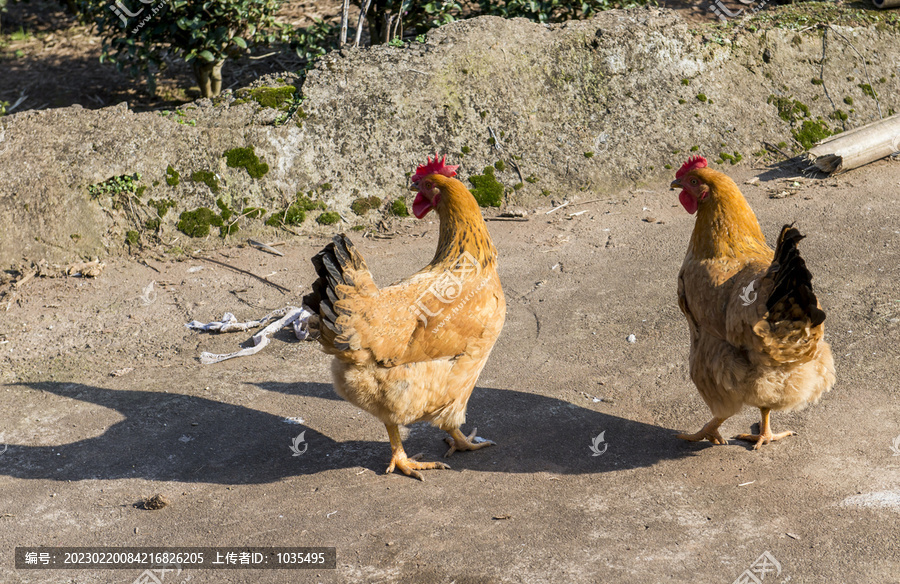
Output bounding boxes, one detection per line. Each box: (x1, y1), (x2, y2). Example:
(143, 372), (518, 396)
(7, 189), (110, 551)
(688, 170), (768, 260)
(428, 176), (497, 270)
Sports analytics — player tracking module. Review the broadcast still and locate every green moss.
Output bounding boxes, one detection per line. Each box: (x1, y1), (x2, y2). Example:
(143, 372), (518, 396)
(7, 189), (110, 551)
(678, 98), (686, 104)
(390, 198), (409, 217)
(696, 93), (707, 102)
(777, 141), (788, 149)
(460, 146), (471, 155)
(583, 152), (594, 159)
(525, 174), (538, 184)
(144, 218), (161, 231)
(351, 225), (366, 231)
(858, 83), (876, 99)
(177, 207), (223, 237)
(266, 194), (320, 227)
(148, 198), (176, 218)
(830, 109), (848, 121)
(468, 166), (504, 208)
(165, 165), (180, 186)
(690, 145), (699, 152)
(681, 78), (690, 85)
(767, 95), (809, 122)
(248, 85), (296, 109)
(792, 119), (833, 149)
(316, 211), (341, 225)
(493, 160), (505, 172)
(664, 164), (672, 169)
(479, 111), (487, 119)
(540, 189), (550, 197)
(843, 96), (854, 105)
(811, 78), (823, 85)
(165, 246), (184, 256)
(878, 77), (887, 84)
(350, 196), (383, 215)
(191, 170), (220, 193)
(513, 182), (523, 191)
(125, 230), (140, 246)
(224, 146), (269, 179)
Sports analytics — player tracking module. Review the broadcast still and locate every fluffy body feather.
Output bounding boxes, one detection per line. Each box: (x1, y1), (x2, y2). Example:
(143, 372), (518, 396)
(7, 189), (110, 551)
(672, 160), (835, 448)
(304, 170), (505, 479)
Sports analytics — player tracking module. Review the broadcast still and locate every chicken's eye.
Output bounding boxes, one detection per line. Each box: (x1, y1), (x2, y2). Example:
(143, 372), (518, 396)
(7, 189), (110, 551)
(690, 179), (698, 185)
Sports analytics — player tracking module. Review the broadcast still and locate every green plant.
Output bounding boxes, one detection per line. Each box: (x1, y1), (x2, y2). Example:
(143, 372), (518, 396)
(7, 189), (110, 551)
(75, 0), (283, 97)
(248, 85), (295, 109)
(266, 192), (326, 227)
(87, 173), (141, 198)
(468, 166), (504, 207)
(390, 198), (409, 217)
(177, 207), (223, 237)
(350, 196), (383, 215)
(792, 119), (833, 150)
(316, 211), (341, 225)
(285, 18), (337, 65)
(165, 164), (180, 186)
(191, 170), (220, 193)
(224, 146), (268, 179)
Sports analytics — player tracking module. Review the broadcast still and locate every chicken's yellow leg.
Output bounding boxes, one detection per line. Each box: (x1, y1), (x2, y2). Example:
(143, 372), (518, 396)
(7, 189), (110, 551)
(734, 408), (796, 450)
(443, 427), (495, 457)
(384, 423), (449, 481)
(677, 417), (728, 445)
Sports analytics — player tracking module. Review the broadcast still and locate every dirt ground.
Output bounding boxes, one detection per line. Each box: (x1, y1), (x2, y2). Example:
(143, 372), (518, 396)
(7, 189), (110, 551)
(1, 155), (899, 582)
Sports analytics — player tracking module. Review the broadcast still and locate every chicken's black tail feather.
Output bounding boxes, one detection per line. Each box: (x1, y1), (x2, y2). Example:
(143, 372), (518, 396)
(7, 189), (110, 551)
(766, 224), (826, 327)
(302, 234), (368, 348)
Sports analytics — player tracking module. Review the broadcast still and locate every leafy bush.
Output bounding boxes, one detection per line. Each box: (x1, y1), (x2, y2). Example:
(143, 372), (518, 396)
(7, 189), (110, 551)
(74, 0), (283, 97)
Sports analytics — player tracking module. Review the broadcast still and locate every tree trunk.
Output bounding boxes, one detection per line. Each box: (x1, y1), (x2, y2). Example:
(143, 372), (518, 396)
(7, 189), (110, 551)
(365, 0), (393, 45)
(192, 59), (225, 98)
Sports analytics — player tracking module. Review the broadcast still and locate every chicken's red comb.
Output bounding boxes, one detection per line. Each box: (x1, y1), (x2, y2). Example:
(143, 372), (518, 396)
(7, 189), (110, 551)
(675, 155), (708, 179)
(411, 154), (458, 183)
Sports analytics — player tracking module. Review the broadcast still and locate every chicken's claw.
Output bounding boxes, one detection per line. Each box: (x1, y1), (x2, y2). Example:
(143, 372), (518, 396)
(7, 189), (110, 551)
(676, 417), (728, 445)
(444, 427), (495, 458)
(734, 408), (796, 450)
(734, 430), (796, 450)
(385, 452), (450, 481)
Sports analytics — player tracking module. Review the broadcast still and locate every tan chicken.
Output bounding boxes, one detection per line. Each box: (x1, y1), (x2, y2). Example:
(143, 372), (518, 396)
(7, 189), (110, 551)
(303, 155), (506, 479)
(671, 155), (835, 449)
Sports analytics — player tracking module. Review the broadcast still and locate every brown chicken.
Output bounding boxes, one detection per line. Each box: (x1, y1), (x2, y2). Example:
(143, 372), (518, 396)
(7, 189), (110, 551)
(671, 156), (835, 449)
(303, 155), (506, 479)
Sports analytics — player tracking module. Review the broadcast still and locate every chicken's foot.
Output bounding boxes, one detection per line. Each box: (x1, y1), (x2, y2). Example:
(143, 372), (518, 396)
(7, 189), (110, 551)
(677, 417), (728, 445)
(384, 424), (449, 481)
(443, 427), (495, 457)
(734, 408), (795, 450)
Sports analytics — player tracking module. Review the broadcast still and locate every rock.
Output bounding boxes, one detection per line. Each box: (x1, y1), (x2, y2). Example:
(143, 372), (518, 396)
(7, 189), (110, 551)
(1, 10), (898, 267)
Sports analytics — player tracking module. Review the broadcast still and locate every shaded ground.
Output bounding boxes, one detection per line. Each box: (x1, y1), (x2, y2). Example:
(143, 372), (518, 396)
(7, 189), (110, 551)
(1, 157), (899, 582)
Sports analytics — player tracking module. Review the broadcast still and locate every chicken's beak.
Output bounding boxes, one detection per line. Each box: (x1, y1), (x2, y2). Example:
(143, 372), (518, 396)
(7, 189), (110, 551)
(670, 179), (682, 190)
(409, 181), (419, 192)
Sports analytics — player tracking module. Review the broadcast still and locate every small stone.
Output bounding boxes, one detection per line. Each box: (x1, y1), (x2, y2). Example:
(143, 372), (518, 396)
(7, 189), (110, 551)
(626, 334), (636, 343)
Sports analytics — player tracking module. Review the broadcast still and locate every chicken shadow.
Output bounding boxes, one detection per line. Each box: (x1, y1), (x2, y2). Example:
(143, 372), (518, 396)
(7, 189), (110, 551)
(0, 381), (693, 484)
